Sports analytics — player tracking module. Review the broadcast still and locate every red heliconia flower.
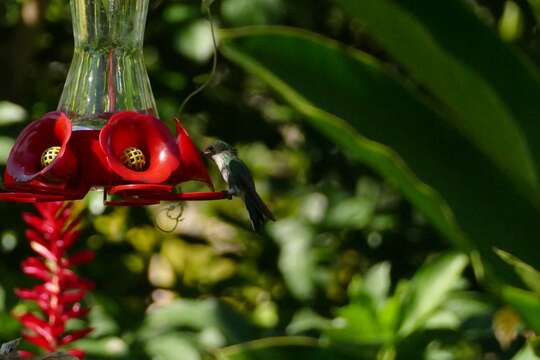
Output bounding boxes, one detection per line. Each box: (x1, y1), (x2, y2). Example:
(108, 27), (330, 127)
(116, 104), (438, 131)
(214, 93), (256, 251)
(99, 111), (180, 183)
(15, 202), (94, 359)
(172, 119), (214, 189)
(5, 112), (77, 184)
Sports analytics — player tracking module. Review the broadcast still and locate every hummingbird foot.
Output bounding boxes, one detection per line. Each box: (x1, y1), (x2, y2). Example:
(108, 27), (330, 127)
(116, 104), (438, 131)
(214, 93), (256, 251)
(226, 188), (239, 197)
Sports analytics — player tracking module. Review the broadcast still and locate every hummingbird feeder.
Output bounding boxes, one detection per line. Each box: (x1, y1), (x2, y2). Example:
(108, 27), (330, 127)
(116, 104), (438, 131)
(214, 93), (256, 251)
(0, 0), (230, 206)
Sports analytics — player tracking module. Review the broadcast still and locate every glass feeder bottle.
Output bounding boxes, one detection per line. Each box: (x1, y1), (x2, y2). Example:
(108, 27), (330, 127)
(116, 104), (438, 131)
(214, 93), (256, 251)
(58, 0), (157, 130)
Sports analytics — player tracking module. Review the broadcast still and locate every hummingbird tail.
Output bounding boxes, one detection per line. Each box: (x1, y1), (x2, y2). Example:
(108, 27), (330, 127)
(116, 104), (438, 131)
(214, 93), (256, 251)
(245, 192), (275, 231)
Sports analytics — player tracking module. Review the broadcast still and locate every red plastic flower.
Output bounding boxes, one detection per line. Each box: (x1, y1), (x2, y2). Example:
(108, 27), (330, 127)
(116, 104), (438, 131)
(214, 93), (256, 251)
(173, 119), (214, 189)
(99, 112), (180, 183)
(6, 112), (77, 184)
(15, 202), (93, 359)
(1, 110), (228, 204)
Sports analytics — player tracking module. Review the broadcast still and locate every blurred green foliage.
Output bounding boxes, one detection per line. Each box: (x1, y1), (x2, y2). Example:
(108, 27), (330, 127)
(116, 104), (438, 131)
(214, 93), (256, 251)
(3, 0), (540, 359)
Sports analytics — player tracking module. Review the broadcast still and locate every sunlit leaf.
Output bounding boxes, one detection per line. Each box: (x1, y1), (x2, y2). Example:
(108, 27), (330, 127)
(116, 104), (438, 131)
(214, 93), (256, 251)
(499, 1), (524, 41)
(513, 342), (539, 360)
(0, 137), (14, 165)
(0, 101), (26, 126)
(148, 254), (176, 288)
(139, 298), (255, 344)
(93, 208), (127, 242)
(529, 336), (540, 358)
(495, 248), (540, 295)
(287, 309), (332, 335)
(398, 252), (468, 337)
(175, 20), (215, 62)
(145, 333), (199, 360)
(87, 302), (119, 337)
(326, 197), (375, 230)
(76, 337), (128, 358)
(423, 291), (493, 331)
(326, 293), (392, 344)
(362, 262), (391, 308)
(268, 219), (315, 300)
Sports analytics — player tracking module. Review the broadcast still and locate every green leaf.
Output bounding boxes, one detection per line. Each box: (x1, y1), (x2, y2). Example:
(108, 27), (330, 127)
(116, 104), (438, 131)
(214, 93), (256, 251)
(75, 337), (128, 358)
(139, 298), (255, 344)
(513, 342), (540, 360)
(495, 248), (540, 295)
(326, 294), (390, 344)
(433, 291), (494, 326)
(499, 1), (524, 41)
(337, 0), (540, 202)
(502, 286), (540, 333)
(326, 197), (376, 230)
(398, 252), (468, 337)
(220, 27), (540, 279)
(395, 329), (465, 360)
(268, 219), (315, 300)
(145, 333), (200, 360)
(286, 309), (332, 335)
(221, 0), (284, 26)
(163, 4), (197, 23)
(348, 262), (391, 309)
(175, 20), (214, 62)
(0, 137), (14, 165)
(526, 0), (540, 24)
(0, 312), (20, 340)
(87, 302), (119, 337)
(363, 262), (391, 308)
(0, 285), (5, 313)
(215, 337), (359, 360)
(528, 336), (540, 358)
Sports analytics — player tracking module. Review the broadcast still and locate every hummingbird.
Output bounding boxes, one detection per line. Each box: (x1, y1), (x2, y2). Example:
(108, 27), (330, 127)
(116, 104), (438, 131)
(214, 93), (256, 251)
(0, 338), (78, 359)
(0, 339), (19, 359)
(204, 141), (275, 231)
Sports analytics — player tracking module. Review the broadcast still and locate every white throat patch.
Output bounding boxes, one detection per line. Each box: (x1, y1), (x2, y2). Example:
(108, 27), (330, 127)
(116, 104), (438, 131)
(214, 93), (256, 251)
(212, 153), (230, 183)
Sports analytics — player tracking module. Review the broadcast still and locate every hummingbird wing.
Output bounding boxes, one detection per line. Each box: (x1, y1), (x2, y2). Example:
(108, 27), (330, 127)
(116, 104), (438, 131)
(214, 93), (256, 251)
(228, 158), (256, 191)
(228, 159), (275, 227)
